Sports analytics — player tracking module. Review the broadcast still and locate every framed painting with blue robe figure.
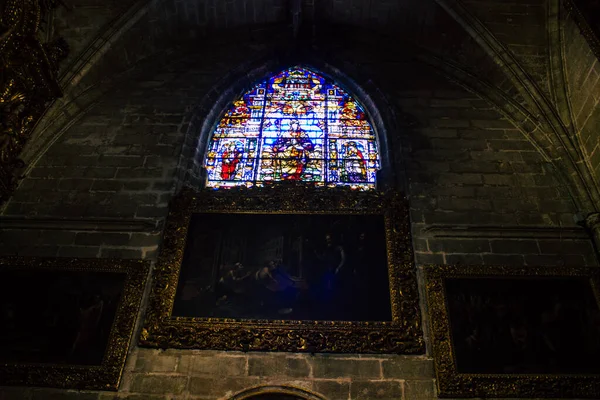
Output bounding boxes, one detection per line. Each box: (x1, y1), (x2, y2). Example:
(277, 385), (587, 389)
(171, 213), (391, 322)
(140, 186), (424, 354)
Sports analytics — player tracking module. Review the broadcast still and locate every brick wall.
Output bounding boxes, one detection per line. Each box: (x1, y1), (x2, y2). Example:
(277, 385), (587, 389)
(394, 85), (597, 267)
(0, 349), (435, 400)
(1, 43), (597, 399)
(52, 0), (131, 68)
(564, 6), (600, 191)
(3, 56), (594, 265)
(52, 0), (287, 77)
(463, 0), (550, 94)
(0, 43), (264, 258)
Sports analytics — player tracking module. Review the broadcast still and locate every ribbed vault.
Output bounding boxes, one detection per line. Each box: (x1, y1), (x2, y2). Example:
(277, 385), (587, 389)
(15, 0), (600, 215)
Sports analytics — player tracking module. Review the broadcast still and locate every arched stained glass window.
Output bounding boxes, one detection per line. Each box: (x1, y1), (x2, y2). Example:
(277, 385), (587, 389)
(205, 66), (380, 190)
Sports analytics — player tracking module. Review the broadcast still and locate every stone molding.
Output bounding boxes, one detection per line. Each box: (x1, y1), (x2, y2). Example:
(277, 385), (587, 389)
(0, 217), (159, 233)
(422, 224), (589, 239)
(584, 212), (600, 252)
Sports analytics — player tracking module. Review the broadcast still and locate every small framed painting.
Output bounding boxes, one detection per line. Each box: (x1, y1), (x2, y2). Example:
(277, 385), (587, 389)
(141, 185), (424, 354)
(425, 265), (600, 398)
(0, 257), (149, 390)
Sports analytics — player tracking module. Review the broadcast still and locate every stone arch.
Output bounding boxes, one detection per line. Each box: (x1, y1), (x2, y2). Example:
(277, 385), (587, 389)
(414, 50), (582, 215)
(175, 50), (407, 192)
(4, 32), (577, 223)
(434, 0), (600, 214)
(230, 385), (327, 400)
(20, 0), (598, 215)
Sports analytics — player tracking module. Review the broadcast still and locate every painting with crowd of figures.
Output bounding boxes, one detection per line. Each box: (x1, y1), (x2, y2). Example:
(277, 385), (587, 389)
(0, 258), (148, 390)
(141, 186), (424, 354)
(173, 213), (391, 322)
(446, 277), (600, 374)
(426, 265), (600, 398)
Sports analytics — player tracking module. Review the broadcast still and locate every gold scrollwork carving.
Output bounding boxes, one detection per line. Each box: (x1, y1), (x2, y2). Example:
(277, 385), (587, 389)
(0, 0), (68, 204)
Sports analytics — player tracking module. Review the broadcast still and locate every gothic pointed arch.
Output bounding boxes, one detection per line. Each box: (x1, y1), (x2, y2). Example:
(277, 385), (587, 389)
(230, 385), (327, 400)
(203, 66), (381, 190)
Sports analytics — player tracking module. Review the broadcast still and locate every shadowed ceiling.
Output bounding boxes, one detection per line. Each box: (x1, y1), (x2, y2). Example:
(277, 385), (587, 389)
(19, 0), (600, 215)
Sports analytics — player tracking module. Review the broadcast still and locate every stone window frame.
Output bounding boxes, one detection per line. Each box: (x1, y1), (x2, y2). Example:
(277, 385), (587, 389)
(174, 56), (406, 193)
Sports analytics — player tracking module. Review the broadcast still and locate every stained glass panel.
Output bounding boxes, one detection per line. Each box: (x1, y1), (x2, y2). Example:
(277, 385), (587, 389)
(205, 66), (380, 190)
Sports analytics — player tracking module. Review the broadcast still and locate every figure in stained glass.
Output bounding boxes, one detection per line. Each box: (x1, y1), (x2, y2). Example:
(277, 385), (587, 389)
(271, 119), (315, 180)
(341, 141), (367, 183)
(340, 100), (366, 123)
(205, 66), (380, 189)
(220, 141), (243, 180)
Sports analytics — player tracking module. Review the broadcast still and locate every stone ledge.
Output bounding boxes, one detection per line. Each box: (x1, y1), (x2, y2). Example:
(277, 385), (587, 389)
(0, 217), (159, 233)
(422, 224), (588, 239)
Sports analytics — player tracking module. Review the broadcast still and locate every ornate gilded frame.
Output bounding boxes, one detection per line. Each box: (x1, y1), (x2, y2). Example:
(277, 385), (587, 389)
(0, 257), (149, 391)
(425, 265), (600, 398)
(140, 185), (424, 353)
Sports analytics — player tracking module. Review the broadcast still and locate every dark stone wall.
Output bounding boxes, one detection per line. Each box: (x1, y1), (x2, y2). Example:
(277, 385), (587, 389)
(564, 7), (600, 191)
(0, 350), (436, 400)
(463, 0), (550, 93)
(52, 0), (132, 69)
(1, 31), (598, 400)
(2, 54), (595, 266)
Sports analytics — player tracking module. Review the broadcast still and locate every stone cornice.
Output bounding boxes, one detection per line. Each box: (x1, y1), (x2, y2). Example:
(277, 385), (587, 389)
(0, 217), (159, 232)
(422, 224), (589, 240)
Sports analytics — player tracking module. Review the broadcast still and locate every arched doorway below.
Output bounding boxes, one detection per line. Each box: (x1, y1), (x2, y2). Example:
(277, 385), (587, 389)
(230, 385), (327, 400)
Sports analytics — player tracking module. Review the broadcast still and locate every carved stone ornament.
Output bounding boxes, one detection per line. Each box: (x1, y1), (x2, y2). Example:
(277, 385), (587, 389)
(0, 257), (149, 391)
(0, 0), (68, 205)
(425, 264), (600, 398)
(140, 184), (425, 354)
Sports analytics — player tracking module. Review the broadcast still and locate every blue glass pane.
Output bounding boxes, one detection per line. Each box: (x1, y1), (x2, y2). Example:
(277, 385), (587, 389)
(205, 67), (380, 190)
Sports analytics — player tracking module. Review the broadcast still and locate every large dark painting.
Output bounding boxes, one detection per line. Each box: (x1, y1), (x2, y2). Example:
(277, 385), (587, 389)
(141, 186), (425, 354)
(426, 265), (600, 398)
(173, 213), (391, 322)
(0, 270), (125, 365)
(0, 257), (149, 391)
(446, 278), (600, 374)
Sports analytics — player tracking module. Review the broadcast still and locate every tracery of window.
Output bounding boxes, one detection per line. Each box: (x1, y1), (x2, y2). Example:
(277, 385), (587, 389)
(204, 66), (380, 190)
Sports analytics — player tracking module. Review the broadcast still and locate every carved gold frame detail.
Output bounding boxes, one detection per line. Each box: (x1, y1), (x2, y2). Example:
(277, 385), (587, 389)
(140, 185), (424, 354)
(425, 265), (600, 398)
(1, 0), (69, 205)
(0, 257), (149, 391)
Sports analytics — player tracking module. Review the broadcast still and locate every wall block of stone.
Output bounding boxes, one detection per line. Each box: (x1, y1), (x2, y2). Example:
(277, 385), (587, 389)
(0, 349), (436, 400)
(564, 7), (600, 190)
